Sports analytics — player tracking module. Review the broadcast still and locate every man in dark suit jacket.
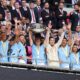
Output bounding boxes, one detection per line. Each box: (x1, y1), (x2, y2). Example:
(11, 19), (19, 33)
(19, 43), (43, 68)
(0, 6), (5, 21)
(41, 2), (57, 27)
(69, 3), (80, 31)
(55, 2), (67, 29)
(41, 2), (51, 26)
(0, 0), (8, 21)
(20, 0), (30, 20)
(28, 1), (39, 23)
(11, 1), (22, 20)
(34, 0), (43, 21)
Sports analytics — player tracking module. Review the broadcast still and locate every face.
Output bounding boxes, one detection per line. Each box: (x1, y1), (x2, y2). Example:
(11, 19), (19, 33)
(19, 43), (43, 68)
(1, 0), (7, 7)
(61, 38), (67, 47)
(6, 22), (11, 30)
(74, 5), (79, 11)
(10, 41), (15, 46)
(21, 17), (27, 24)
(35, 38), (41, 46)
(1, 33), (7, 41)
(22, 0), (27, 7)
(1, 25), (6, 32)
(36, 0), (41, 6)
(15, 2), (20, 9)
(49, 38), (55, 46)
(44, 2), (49, 9)
(19, 35), (26, 44)
(10, 0), (16, 4)
(59, 3), (64, 9)
(72, 45), (78, 53)
(30, 3), (34, 9)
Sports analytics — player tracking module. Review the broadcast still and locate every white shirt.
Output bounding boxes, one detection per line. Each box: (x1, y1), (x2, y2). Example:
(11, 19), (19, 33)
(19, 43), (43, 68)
(46, 32), (65, 68)
(30, 9), (36, 23)
(72, 0), (78, 5)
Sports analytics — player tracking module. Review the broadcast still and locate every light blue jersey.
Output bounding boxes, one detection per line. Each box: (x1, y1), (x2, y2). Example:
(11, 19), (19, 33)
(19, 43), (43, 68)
(9, 43), (19, 63)
(70, 52), (80, 70)
(17, 42), (27, 63)
(0, 41), (9, 63)
(32, 44), (47, 66)
(58, 45), (70, 69)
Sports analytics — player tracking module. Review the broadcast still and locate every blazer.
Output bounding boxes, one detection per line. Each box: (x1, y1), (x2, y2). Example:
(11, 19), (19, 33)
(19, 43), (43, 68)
(28, 8), (39, 23)
(55, 9), (67, 29)
(0, 6), (5, 21)
(69, 11), (79, 31)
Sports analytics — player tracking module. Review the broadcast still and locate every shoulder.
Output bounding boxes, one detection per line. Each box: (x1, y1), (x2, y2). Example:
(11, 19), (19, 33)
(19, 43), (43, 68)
(58, 47), (61, 50)
(69, 52), (74, 57)
(32, 44), (36, 47)
(46, 44), (51, 48)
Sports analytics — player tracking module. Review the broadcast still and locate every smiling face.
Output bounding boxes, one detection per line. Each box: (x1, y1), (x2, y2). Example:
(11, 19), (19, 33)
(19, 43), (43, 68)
(59, 2), (64, 10)
(30, 2), (34, 9)
(19, 35), (26, 44)
(36, 0), (41, 6)
(61, 38), (67, 47)
(49, 37), (55, 46)
(14, 2), (20, 9)
(35, 37), (41, 46)
(44, 2), (49, 9)
(1, 0), (7, 7)
(74, 4), (79, 11)
(22, 0), (27, 7)
(1, 32), (7, 41)
(72, 45), (78, 53)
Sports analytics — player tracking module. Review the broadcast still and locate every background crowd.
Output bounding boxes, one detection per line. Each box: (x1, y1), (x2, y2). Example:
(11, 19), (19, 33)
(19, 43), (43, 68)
(0, 0), (80, 70)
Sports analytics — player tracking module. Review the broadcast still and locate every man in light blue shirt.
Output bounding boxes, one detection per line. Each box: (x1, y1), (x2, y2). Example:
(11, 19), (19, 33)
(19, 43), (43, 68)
(9, 36), (19, 63)
(70, 44), (80, 70)
(17, 35), (27, 64)
(58, 37), (71, 69)
(0, 32), (9, 63)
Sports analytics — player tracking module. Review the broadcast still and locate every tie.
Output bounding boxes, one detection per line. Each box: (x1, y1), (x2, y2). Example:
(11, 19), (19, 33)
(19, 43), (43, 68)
(32, 9), (35, 22)
(38, 6), (41, 16)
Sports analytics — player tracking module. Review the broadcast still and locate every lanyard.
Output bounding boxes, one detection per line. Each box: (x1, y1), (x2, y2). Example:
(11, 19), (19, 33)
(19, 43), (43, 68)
(74, 53), (79, 64)
(36, 46), (40, 58)
(1, 41), (7, 54)
(61, 47), (69, 57)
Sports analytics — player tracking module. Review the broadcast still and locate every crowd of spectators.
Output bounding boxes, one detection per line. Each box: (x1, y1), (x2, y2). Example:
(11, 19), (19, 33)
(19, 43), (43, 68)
(0, 0), (80, 70)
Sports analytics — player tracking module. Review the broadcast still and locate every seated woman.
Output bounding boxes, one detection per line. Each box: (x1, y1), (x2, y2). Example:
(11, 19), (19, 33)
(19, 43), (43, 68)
(70, 44), (80, 70)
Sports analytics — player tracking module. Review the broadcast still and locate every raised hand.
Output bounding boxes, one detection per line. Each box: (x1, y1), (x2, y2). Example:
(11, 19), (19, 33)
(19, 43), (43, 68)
(48, 21), (52, 29)
(67, 22), (72, 30)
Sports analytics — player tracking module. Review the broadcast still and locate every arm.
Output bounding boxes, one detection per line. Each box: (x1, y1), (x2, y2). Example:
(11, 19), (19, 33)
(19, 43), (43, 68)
(44, 23), (52, 46)
(55, 29), (65, 48)
(29, 29), (33, 46)
(44, 27), (50, 46)
(70, 33), (79, 51)
(55, 24), (67, 47)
